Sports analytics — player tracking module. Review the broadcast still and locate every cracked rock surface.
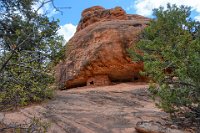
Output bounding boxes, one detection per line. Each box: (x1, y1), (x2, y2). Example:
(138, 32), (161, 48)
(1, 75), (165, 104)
(0, 83), (180, 133)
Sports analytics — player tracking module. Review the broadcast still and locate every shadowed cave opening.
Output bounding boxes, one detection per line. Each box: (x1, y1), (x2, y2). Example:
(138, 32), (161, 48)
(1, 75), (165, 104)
(133, 76), (139, 81)
(89, 81), (94, 85)
(110, 75), (140, 83)
(132, 23), (142, 27)
(66, 82), (87, 89)
(66, 75), (142, 89)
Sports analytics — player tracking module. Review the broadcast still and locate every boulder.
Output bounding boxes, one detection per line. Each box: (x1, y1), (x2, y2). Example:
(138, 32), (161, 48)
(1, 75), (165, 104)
(135, 121), (188, 133)
(55, 6), (150, 89)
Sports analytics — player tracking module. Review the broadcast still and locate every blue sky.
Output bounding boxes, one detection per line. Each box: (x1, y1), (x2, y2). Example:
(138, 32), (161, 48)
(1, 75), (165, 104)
(39, 0), (200, 42)
(52, 0), (135, 25)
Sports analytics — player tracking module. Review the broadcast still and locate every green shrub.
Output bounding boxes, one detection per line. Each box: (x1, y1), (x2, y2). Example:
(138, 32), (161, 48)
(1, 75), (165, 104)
(0, 117), (50, 133)
(0, 0), (63, 110)
(129, 4), (200, 122)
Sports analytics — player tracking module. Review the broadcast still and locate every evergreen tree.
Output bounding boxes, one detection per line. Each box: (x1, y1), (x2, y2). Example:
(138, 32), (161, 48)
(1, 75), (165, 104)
(130, 4), (200, 122)
(0, 0), (64, 110)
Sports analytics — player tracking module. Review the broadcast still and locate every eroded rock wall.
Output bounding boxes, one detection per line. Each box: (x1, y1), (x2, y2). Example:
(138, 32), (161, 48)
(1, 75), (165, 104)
(55, 6), (150, 89)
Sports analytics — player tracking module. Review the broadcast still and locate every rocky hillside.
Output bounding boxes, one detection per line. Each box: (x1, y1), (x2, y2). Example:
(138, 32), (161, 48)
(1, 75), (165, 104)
(55, 6), (150, 89)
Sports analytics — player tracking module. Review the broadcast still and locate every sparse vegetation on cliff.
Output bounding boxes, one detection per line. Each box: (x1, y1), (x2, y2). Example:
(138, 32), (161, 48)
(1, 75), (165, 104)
(130, 4), (200, 127)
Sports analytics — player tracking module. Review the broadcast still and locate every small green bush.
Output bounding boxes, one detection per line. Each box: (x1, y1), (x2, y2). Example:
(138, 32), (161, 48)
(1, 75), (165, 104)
(0, 117), (50, 133)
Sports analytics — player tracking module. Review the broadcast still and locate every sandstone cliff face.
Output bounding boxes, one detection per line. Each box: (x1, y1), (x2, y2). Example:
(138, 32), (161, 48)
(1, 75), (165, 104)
(55, 6), (150, 89)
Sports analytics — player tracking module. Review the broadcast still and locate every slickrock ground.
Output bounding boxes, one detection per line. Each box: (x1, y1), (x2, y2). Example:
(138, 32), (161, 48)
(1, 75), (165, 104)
(0, 83), (189, 133)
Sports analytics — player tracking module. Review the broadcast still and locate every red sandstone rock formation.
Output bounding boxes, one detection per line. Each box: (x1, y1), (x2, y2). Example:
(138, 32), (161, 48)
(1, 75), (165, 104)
(55, 6), (150, 89)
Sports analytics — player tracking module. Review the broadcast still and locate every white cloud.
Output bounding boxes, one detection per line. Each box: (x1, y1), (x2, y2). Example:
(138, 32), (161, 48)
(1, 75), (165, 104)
(194, 16), (200, 21)
(131, 0), (200, 21)
(57, 23), (77, 43)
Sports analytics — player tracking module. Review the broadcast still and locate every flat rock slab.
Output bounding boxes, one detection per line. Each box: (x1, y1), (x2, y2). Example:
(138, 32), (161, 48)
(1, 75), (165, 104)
(0, 83), (172, 133)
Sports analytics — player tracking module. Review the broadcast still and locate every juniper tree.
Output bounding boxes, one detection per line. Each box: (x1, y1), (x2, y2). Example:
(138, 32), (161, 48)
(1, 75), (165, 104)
(130, 4), (200, 122)
(0, 0), (64, 110)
